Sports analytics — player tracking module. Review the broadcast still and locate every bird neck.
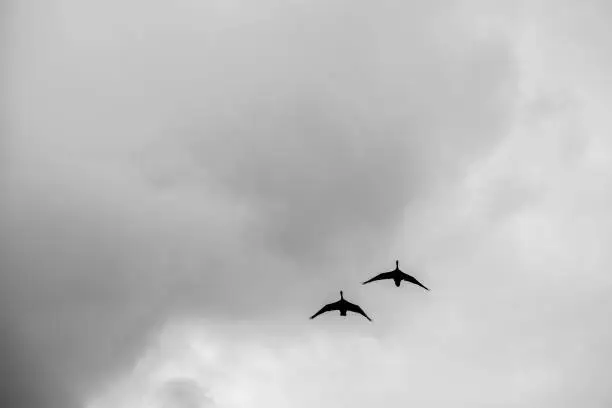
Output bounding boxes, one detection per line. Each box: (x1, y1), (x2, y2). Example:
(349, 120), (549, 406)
(395, 260), (399, 269)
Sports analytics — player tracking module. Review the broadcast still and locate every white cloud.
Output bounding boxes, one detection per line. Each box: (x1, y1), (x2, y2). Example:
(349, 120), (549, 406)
(87, 317), (566, 408)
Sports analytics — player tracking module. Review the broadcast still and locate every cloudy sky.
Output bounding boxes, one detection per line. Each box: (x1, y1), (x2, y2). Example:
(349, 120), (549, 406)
(3, 0), (612, 407)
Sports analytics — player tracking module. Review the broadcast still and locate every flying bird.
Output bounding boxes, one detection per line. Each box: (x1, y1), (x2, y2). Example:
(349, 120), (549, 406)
(363, 260), (430, 290)
(310, 291), (372, 321)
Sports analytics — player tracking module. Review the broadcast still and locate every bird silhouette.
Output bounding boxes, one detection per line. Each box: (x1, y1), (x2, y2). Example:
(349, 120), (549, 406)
(310, 291), (372, 321)
(363, 260), (430, 290)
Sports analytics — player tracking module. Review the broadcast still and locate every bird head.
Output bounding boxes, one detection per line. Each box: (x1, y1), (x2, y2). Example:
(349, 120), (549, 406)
(395, 260), (399, 269)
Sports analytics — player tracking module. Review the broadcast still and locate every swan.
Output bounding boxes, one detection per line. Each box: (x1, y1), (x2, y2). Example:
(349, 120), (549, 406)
(310, 291), (372, 321)
(362, 260), (429, 290)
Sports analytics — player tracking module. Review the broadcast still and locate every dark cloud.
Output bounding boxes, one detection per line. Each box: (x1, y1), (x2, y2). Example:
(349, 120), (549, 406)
(159, 26), (518, 266)
(0, 305), (77, 408)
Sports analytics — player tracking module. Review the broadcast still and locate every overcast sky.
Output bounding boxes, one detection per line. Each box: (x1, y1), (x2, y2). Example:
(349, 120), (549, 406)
(3, 0), (612, 407)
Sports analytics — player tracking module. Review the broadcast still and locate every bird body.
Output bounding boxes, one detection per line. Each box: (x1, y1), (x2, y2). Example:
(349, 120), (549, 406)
(363, 260), (429, 291)
(310, 291), (372, 321)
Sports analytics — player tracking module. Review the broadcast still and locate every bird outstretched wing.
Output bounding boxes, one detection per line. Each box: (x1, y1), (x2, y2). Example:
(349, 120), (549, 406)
(401, 272), (430, 291)
(362, 271), (395, 285)
(344, 301), (372, 321)
(310, 301), (339, 320)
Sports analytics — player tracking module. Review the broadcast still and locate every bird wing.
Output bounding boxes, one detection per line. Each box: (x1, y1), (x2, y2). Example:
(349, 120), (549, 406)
(344, 301), (372, 321)
(362, 271), (395, 285)
(310, 301), (340, 319)
(401, 272), (430, 291)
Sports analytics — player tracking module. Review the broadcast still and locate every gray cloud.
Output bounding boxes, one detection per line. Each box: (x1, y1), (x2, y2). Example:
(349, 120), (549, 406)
(163, 19), (518, 263)
(6, 0), (611, 407)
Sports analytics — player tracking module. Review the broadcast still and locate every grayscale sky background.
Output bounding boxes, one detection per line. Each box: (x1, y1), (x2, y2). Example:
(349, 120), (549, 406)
(3, 0), (612, 407)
